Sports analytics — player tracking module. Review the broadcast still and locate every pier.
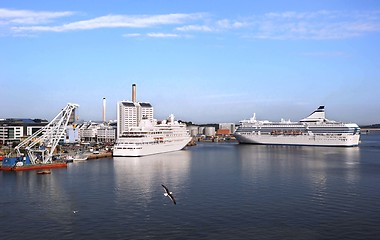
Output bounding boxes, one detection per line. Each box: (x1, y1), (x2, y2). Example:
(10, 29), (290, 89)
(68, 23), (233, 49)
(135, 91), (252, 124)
(87, 151), (113, 160)
(361, 128), (380, 134)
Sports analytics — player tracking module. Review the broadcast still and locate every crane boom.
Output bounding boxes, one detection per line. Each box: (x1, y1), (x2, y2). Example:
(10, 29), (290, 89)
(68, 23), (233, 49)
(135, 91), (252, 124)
(14, 103), (79, 164)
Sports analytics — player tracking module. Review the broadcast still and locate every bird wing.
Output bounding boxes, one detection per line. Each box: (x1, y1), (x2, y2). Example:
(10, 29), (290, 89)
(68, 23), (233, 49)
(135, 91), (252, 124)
(162, 184), (177, 204)
(169, 194), (176, 205)
(161, 184), (169, 193)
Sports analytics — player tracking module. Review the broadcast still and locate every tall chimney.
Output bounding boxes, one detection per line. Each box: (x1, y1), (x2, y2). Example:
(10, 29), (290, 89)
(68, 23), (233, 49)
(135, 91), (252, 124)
(132, 83), (137, 102)
(102, 97), (106, 122)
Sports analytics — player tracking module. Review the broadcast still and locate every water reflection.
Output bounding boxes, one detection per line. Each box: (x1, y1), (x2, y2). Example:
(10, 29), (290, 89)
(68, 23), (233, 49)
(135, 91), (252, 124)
(236, 144), (361, 207)
(113, 151), (191, 206)
(1, 140), (379, 239)
(3, 169), (76, 234)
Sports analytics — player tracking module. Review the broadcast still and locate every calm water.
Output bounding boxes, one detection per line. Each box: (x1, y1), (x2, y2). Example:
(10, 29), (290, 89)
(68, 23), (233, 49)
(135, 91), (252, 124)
(1, 134), (380, 240)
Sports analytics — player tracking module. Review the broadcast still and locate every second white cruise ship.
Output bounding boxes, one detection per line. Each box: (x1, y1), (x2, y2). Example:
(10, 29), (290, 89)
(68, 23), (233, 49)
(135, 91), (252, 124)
(234, 106), (361, 147)
(113, 114), (191, 157)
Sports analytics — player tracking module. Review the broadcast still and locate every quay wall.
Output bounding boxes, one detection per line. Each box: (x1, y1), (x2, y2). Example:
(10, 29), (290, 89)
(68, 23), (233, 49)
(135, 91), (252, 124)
(87, 152), (113, 160)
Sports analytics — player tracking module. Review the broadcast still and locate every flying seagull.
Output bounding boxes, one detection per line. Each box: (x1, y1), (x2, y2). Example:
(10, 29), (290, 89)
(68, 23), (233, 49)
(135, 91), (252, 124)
(162, 184), (176, 205)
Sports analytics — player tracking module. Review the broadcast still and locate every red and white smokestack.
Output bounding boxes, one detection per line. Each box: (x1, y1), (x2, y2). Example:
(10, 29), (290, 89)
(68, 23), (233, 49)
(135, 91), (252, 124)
(132, 83), (137, 102)
(102, 97), (106, 122)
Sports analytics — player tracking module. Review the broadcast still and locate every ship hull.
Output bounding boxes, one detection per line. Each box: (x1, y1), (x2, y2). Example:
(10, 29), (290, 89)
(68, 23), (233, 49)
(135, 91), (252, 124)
(113, 137), (191, 157)
(0, 156), (67, 171)
(1, 163), (67, 171)
(234, 133), (360, 147)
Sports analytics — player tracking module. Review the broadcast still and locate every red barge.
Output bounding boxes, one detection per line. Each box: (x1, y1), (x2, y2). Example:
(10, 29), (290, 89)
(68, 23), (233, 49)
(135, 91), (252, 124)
(0, 156), (67, 171)
(0, 103), (79, 172)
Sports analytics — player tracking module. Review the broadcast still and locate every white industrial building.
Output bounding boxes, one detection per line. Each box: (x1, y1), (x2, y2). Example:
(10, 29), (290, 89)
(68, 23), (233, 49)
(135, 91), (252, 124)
(0, 119), (48, 145)
(198, 126), (205, 135)
(204, 127), (216, 137)
(77, 121), (116, 143)
(117, 84), (154, 137)
(187, 126), (199, 137)
(97, 125), (116, 143)
(219, 123), (236, 134)
(78, 122), (99, 142)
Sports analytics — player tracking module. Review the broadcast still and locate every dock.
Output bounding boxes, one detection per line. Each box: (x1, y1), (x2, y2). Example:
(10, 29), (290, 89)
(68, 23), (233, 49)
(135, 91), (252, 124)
(87, 151), (113, 160)
(361, 128), (380, 134)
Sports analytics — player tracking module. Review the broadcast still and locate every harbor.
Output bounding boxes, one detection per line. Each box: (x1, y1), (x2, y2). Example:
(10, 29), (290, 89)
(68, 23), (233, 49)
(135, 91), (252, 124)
(1, 134), (380, 239)
(0, 98), (379, 171)
(0, 84), (232, 170)
(2, 1), (380, 239)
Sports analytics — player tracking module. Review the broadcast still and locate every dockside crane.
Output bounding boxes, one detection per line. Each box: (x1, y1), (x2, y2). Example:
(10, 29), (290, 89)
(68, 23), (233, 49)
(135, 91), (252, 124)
(13, 103), (79, 164)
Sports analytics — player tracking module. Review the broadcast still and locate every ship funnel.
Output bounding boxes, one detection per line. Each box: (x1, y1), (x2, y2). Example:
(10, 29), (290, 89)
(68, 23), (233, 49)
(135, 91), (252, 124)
(132, 84), (137, 102)
(300, 106), (326, 122)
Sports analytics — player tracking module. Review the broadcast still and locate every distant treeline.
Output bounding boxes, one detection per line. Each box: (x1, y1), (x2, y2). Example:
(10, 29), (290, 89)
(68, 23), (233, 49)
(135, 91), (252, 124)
(179, 120), (219, 130)
(361, 124), (380, 128)
(180, 121), (380, 130)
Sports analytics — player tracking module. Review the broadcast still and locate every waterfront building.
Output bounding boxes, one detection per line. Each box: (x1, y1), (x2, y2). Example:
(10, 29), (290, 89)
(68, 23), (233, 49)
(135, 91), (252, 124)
(117, 84), (154, 137)
(78, 122), (99, 142)
(66, 125), (80, 143)
(187, 126), (199, 137)
(217, 129), (231, 135)
(198, 126), (205, 135)
(97, 125), (116, 143)
(204, 127), (216, 137)
(0, 118), (48, 145)
(77, 121), (116, 143)
(219, 123), (236, 134)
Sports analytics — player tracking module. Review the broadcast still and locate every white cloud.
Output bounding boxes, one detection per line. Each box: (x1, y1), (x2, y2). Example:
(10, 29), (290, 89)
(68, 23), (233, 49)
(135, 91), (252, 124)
(123, 32), (188, 39)
(216, 19), (246, 29)
(176, 19), (246, 32)
(11, 13), (205, 32)
(0, 8), (75, 25)
(249, 10), (380, 40)
(123, 33), (142, 38)
(146, 32), (180, 38)
(3, 7), (380, 41)
(176, 24), (214, 32)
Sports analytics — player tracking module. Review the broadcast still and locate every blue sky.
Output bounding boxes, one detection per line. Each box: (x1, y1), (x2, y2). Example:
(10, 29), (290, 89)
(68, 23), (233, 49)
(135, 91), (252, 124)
(1, 0), (379, 125)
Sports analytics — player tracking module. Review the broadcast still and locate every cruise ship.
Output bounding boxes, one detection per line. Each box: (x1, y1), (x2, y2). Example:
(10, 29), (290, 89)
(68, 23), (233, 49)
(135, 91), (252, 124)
(234, 106), (360, 147)
(113, 114), (191, 157)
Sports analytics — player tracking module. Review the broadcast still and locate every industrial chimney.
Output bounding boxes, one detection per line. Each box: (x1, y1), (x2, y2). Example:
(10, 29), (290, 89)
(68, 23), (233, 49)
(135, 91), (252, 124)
(132, 83), (137, 103)
(102, 97), (106, 122)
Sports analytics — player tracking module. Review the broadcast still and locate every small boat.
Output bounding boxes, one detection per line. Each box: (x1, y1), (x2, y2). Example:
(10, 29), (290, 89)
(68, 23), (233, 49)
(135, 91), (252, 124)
(37, 170), (51, 174)
(65, 155), (74, 162)
(73, 152), (88, 162)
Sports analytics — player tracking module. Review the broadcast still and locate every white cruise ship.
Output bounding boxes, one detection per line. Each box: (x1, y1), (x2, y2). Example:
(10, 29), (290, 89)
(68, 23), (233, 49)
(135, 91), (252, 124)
(113, 114), (191, 157)
(234, 106), (360, 147)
